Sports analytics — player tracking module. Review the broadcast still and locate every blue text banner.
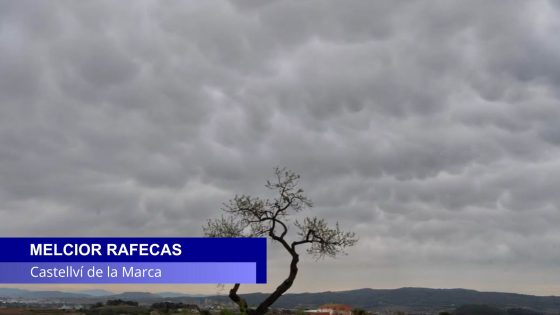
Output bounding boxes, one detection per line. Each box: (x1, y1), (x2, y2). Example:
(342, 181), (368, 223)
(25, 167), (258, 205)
(0, 238), (266, 284)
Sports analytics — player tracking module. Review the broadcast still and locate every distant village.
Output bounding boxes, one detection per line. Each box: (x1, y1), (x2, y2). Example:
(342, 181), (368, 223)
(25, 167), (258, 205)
(0, 296), (454, 315)
(0, 292), (550, 315)
(0, 296), (524, 315)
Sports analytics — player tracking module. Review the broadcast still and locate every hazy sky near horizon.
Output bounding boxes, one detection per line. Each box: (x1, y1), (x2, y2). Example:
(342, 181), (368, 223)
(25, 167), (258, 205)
(2, 0), (560, 296)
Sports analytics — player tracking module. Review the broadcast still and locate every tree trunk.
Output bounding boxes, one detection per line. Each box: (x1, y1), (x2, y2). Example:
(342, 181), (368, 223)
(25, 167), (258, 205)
(228, 252), (300, 315)
(254, 252), (299, 315)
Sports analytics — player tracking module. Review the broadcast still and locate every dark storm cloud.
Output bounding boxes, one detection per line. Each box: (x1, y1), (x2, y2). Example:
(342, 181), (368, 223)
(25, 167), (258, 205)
(1, 0), (560, 294)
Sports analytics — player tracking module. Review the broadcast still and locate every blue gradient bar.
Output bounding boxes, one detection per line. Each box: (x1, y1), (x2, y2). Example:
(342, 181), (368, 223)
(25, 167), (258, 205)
(0, 262), (256, 283)
(0, 238), (266, 284)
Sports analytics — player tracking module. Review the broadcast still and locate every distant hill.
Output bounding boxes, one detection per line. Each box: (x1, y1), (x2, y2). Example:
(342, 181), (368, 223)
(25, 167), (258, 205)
(107, 291), (163, 301)
(1, 287), (560, 312)
(202, 287), (560, 311)
(157, 292), (207, 298)
(0, 288), (200, 301)
(76, 289), (114, 297)
(0, 288), (31, 298)
(0, 288), (89, 299)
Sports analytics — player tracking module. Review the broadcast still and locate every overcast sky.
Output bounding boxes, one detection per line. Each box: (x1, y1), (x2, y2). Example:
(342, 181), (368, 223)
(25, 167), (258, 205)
(2, 0), (560, 296)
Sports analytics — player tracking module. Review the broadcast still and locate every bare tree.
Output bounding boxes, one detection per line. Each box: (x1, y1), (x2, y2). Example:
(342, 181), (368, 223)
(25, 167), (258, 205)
(203, 167), (358, 315)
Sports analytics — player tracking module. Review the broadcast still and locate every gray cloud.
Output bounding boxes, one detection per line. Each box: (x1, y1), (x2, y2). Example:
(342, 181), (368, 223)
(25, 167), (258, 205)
(1, 0), (560, 295)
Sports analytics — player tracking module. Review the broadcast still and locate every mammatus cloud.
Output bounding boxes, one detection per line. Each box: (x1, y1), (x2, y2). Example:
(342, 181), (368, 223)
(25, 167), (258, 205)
(1, 0), (560, 295)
